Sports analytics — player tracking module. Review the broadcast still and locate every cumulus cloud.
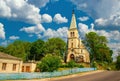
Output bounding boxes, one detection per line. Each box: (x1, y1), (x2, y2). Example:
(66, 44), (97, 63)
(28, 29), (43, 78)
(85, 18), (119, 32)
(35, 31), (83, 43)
(20, 24), (45, 34)
(41, 14), (52, 23)
(20, 24), (68, 41)
(0, 23), (5, 39)
(0, 0), (41, 24)
(78, 16), (89, 21)
(9, 35), (20, 40)
(78, 23), (89, 34)
(71, 0), (120, 26)
(53, 13), (68, 24)
(43, 27), (68, 40)
(27, 0), (49, 8)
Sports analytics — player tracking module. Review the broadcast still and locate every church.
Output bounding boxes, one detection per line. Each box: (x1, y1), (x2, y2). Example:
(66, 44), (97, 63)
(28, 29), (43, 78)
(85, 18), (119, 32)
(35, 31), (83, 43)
(66, 11), (90, 63)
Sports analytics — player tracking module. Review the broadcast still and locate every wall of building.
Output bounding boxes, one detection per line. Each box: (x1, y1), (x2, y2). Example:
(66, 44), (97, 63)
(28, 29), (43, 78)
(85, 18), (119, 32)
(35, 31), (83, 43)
(22, 62), (36, 72)
(0, 58), (22, 73)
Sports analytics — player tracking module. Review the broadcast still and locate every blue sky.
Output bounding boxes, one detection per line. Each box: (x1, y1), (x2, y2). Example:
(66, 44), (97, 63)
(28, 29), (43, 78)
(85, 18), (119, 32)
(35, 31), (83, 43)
(0, 0), (120, 60)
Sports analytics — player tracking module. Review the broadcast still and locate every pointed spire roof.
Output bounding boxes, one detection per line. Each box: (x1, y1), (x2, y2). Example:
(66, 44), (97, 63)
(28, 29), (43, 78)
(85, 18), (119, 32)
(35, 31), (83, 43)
(70, 10), (77, 29)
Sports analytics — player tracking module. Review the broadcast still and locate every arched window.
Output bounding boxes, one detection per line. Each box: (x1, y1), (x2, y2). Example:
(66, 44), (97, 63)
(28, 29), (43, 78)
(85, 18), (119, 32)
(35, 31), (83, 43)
(70, 32), (72, 37)
(71, 43), (73, 48)
(73, 32), (75, 37)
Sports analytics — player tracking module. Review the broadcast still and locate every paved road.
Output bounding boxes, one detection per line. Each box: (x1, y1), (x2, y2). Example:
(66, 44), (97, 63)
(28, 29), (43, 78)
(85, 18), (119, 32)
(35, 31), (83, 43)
(52, 71), (120, 81)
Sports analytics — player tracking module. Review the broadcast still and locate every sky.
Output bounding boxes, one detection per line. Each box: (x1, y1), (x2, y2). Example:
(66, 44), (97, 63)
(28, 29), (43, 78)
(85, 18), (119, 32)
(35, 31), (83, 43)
(0, 0), (120, 60)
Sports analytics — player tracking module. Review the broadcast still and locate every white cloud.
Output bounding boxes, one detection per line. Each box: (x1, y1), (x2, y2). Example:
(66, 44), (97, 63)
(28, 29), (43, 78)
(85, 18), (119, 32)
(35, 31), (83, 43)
(0, 0), (11, 17)
(41, 14), (52, 23)
(71, 0), (120, 26)
(43, 27), (68, 39)
(0, 0), (41, 24)
(78, 23), (89, 34)
(53, 13), (68, 24)
(27, 0), (49, 8)
(20, 24), (45, 34)
(78, 16), (89, 21)
(0, 23), (5, 39)
(1, 40), (8, 46)
(9, 36), (20, 40)
(95, 18), (108, 26)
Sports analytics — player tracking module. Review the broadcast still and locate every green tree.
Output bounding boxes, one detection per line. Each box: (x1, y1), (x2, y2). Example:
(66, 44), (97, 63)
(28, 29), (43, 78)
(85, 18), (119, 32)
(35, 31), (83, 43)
(5, 40), (31, 61)
(116, 55), (120, 70)
(44, 38), (66, 57)
(37, 54), (61, 72)
(0, 46), (5, 52)
(29, 39), (45, 61)
(84, 32), (113, 64)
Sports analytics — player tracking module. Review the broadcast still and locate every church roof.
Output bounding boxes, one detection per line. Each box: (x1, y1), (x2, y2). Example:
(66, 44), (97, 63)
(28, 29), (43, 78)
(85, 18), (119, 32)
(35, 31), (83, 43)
(0, 52), (21, 60)
(69, 10), (77, 29)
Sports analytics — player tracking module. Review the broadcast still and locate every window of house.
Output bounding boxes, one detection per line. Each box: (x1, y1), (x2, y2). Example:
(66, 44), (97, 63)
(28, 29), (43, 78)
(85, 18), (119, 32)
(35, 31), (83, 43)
(26, 66), (30, 72)
(13, 64), (17, 71)
(22, 66), (24, 72)
(2, 63), (7, 70)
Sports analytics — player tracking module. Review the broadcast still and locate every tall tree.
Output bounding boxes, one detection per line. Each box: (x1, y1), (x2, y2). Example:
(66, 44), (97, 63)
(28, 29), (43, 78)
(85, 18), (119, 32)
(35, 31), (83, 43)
(29, 39), (45, 61)
(5, 40), (31, 61)
(44, 38), (66, 57)
(84, 32), (113, 64)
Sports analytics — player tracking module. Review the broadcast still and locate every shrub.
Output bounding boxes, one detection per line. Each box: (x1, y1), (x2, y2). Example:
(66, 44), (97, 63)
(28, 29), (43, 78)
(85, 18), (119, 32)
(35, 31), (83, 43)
(67, 60), (76, 68)
(37, 54), (61, 72)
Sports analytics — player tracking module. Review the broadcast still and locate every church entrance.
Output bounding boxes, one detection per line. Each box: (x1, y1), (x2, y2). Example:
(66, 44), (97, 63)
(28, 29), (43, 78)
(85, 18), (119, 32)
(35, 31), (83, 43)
(70, 54), (75, 61)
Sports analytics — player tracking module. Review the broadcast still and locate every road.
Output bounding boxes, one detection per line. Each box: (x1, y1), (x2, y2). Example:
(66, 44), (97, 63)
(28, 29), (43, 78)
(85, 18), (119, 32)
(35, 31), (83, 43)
(52, 71), (120, 81)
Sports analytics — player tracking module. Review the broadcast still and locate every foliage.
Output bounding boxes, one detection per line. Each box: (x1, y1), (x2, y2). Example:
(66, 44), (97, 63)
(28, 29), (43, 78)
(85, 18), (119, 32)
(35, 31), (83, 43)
(5, 40), (31, 61)
(29, 39), (45, 61)
(84, 32), (113, 64)
(116, 55), (120, 70)
(37, 54), (61, 72)
(0, 46), (5, 52)
(67, 60), (76, 68)
(44, 38), (66, 57)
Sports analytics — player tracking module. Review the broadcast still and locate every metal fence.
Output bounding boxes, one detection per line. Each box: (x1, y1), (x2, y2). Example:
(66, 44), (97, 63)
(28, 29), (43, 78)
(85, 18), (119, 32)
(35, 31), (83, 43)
(0, 68), (96, 80)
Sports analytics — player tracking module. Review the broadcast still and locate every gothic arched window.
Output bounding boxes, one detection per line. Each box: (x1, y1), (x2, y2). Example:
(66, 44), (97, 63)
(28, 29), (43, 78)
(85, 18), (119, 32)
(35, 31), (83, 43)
(73, 32), (74, 37)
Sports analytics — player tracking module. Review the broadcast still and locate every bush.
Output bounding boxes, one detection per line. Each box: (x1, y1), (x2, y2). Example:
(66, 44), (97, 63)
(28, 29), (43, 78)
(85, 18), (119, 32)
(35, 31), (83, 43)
(67, 60), (76, 68)
(37, 54), (61, 72)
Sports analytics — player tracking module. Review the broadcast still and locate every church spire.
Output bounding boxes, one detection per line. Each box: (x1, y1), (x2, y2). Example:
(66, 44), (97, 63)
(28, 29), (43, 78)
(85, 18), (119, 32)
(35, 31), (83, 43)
(70, 10), (77, 29)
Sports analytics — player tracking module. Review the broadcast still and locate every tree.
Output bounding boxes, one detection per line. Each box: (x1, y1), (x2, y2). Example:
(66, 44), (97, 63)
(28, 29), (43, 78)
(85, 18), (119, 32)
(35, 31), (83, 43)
(5, 40), (31, 61)
(0, 46), (5, 52)
(29, 39), (45, 61)
(116, 55), (120, 70)
(37, 54), (61, 72)
(44, 38), (66, 57)
(84, 32), (113, 64)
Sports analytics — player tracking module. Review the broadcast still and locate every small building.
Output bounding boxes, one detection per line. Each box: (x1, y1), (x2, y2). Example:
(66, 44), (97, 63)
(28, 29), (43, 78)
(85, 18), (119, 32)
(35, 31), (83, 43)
(0, 52), (22, 73)
(22, 61), (37, 72)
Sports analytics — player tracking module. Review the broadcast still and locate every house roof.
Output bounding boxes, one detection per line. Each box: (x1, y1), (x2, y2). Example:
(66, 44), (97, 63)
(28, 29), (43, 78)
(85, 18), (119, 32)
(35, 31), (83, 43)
(0, 52), (22, 61)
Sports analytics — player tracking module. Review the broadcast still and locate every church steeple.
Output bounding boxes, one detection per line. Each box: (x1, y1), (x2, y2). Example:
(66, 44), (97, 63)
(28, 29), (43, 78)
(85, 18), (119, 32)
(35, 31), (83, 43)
(70, 10), (77, 29)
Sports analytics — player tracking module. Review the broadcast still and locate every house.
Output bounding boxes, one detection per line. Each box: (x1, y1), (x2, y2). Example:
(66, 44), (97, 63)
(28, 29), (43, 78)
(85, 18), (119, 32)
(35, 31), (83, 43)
(0, 52), (22, 73)
(22, 61), (37, 72)
(66, 10), (90, 63)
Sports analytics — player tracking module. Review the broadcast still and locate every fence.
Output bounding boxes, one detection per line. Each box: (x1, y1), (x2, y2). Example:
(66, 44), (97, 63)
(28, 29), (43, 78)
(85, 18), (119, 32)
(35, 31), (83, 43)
(0, 68), (96, 80)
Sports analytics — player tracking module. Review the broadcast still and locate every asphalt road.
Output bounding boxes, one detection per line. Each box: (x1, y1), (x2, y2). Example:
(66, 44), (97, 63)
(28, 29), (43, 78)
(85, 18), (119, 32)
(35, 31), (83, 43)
(52, 71), (120, 81)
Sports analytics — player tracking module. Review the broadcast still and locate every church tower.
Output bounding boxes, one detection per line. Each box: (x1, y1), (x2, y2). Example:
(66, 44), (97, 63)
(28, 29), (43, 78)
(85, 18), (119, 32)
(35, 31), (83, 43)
(66, 10), (90, 63)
